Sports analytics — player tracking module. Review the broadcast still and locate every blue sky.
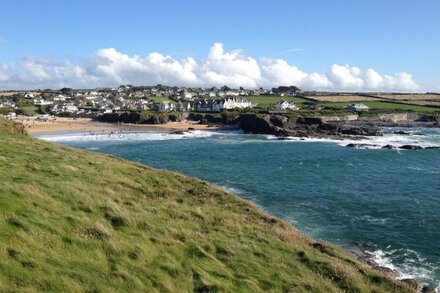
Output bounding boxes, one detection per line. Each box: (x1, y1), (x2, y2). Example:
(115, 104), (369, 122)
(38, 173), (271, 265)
(0, 0), (439, 90)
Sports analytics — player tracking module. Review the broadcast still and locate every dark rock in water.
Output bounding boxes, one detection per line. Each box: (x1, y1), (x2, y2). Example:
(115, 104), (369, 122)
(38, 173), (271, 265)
(425, 146), (440, 149)
(187, 127), (195, 131)
(399, 145), (422, 150)
(372, 265), (400, 278)
(346, 143), (378, 149)
(340, 126), (382, 136)
(421, 284), (436, 293)
(400, 278), (419, 290)
(382, 144), (395, 149)
(393, 130), (411, 135)
(170, 130), (185, 135)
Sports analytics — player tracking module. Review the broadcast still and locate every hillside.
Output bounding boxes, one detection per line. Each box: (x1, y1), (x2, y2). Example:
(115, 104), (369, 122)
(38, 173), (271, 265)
(0, 117), (414, 292)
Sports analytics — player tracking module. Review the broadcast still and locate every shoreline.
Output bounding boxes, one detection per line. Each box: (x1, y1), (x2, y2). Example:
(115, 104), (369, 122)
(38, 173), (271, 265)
(15, 117), (238, 135)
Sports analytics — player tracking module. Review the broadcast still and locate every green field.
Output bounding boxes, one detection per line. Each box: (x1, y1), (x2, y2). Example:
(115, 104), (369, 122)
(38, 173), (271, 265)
(16, 105), (39, 116)
(0, 117), (413, 292)
(247, 95), (312, 106)
(322, 101), (440, 112)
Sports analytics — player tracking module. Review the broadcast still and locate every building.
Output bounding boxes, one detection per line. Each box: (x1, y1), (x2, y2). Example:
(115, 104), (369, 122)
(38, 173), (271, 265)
(176, 101), (193, 112)
(275, 100), (298, 111)
(195, 97), (253, 112)
(158, 101), (175, 112)
(33, 98), (53, 106)
(345, 103), (369, 112)
(52, 103), (78, 114)
(194, 99), (214, 112)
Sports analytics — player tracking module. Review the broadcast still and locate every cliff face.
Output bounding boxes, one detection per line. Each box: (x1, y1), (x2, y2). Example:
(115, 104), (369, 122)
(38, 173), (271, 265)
(0, 118), (414, 292)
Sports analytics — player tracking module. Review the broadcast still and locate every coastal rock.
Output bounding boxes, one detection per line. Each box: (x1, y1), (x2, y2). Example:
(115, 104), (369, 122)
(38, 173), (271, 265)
(421, 284), (436, 293)
(346, 143), (379, 149)
(372, 266), (400, 278)
(425, 146), (440, 149)
(382, 144), (396, 149)
(400, 278), (419, 290)
(296, 117), (324, 125)
(399, 145), (423, 150)
(170, 130), (185, 135)
(339, 126), (382, 136)
(393, 130), (411, 135)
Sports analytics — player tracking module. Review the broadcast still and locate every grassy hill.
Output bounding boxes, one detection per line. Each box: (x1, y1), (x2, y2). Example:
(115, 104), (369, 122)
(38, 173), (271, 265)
(0, 117), (413, 292)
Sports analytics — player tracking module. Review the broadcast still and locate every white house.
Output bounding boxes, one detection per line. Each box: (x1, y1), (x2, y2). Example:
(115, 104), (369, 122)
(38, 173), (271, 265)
(196, 97), (253, 112)
(159, 101), (175, 112)
(179, 92), (193, 100)
(0, 101), (16, 108)
(176, 101), (193, 112)
(345, 103), (369, 112)
(52, 103), (78, 114)
(33, 98), (53, 106)
(275, 100), (298, 111)
(221, 97), (253, 110)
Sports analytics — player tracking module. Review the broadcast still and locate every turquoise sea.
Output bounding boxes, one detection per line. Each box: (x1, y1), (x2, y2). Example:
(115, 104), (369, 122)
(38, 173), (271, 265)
(39, 127), (440, 289)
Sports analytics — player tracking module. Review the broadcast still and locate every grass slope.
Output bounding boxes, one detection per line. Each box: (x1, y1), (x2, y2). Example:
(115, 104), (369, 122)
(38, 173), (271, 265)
(0, 118), (413, 292)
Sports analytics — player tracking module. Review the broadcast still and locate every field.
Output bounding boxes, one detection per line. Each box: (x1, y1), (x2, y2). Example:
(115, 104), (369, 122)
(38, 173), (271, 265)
(321, 101), (440, 112)
(373, 94), (440, 101)
(16, 105), (39, 116)
(305, 95), (378, 102)
(0, 117), (413, 292)
(247, 95), (311, 106)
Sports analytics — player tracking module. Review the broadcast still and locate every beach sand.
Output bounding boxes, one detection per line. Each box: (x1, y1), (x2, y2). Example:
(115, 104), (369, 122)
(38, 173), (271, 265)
(16, 117), (237, 134)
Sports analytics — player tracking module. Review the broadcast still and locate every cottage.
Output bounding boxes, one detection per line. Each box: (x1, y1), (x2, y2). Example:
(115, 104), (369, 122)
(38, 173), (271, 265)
(275, 100), (298, 111)
(52, 103), (78, 114)
(345, 103), (369, 112)
(176, 101), (193, 112)
(194, 99), (214, 112)
(33, 98), (54, 106)
(159, 101), (175, 112)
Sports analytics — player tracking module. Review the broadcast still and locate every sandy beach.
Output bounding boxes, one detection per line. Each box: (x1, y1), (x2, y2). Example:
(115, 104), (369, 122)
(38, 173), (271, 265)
(16, 117), (237, 134)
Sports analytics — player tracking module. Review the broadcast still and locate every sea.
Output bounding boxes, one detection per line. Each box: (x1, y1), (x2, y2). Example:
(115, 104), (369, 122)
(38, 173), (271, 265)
(38, 127), (440, 289)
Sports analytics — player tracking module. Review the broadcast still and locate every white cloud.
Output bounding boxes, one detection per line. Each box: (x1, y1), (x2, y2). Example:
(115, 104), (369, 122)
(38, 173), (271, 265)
(0, 43), (421, 91)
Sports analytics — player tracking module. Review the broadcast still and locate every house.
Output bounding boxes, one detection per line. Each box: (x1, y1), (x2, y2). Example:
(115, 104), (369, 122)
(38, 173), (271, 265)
(195, 97), (253, 112)
(0, 100), (16, 108)
(275, 100), (298, 111)
(194, 99), (214, 112)
(158, 101), (175, 112)
(176, 101), (193, 112)
(33, 98), (53, 106)
(52, 103), (78, 114)
(345, 103), (369, 112)
(5, 112), (16, 120)
(179, 91), (193, 100)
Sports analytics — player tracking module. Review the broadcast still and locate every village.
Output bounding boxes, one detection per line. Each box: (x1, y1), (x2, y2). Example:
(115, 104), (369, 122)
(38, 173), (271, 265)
(0, 85), (308, 119)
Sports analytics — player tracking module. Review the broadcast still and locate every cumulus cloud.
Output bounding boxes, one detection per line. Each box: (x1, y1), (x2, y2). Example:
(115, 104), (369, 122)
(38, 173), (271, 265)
(0, 43), (421, 91)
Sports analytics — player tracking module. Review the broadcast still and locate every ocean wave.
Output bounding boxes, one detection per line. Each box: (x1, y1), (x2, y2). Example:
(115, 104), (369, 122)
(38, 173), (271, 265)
(38, 127), (440, 149)
(38, 130), (243, 142)
(365, 248), (438, 286)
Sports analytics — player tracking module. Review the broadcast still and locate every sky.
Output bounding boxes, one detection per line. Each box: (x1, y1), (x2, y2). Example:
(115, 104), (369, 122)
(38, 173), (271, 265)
(0, 0), (439, 91)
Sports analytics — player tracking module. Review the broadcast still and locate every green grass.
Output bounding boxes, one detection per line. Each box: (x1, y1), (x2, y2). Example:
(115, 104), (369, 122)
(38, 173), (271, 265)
(247, 96), (311, 107)
(322, 101), (440, 113)
(16, 105), (39, 116)
(0, 117), (414, 292)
